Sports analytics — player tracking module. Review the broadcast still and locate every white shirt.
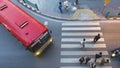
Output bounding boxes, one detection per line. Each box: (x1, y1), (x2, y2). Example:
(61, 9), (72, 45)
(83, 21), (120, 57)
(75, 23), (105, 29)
(63, 0), (69, 7)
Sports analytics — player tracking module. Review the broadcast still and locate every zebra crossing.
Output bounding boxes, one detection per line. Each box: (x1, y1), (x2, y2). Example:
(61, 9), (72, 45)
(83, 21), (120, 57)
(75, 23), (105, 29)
(60, 21), (112, 68)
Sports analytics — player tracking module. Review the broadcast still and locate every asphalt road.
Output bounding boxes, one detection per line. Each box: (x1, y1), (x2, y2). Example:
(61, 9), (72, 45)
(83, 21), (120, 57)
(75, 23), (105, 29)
(100, 22), (120, 68)
(0, 0), (120, 68)
(0, 0), (62, 68)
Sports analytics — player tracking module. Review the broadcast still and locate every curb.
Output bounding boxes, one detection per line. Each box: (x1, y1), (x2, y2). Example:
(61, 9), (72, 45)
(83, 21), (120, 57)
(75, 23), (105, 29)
(106, 17), (120, 20)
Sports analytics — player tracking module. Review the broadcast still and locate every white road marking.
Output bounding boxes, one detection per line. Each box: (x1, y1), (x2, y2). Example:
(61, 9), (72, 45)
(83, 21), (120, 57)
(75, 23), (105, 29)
(62, 27), (101, 31)
(61, 38), (104, 42)
(61, 58), (111, 63)
(62, 22), (100, 26)
(44, 21), (48, 25)
(62, 32), (103, 36)
(61, 66), (112, 68)
(61, 51), (108, 55)
(61, 43), (106, 48)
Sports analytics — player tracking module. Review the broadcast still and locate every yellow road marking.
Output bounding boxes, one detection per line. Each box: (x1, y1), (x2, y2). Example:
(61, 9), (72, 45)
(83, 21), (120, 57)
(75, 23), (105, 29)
(72, 9), (100, 19)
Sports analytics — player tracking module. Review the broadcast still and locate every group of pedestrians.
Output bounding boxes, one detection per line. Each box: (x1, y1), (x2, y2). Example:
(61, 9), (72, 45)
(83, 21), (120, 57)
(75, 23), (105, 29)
(79, 56), (96, 68)
(79, 33), (109, 68)
(79, 52), (109, 68)
(94, 52), (109, 67)
(58, 0), (79, 13)
(58, 0), (69, 13)
(79, 56), (91, 64)
(80, 33), (101, 48)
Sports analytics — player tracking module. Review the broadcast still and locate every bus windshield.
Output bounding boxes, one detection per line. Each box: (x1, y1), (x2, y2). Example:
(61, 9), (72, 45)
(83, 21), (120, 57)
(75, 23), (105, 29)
(30, 32), (51, 52)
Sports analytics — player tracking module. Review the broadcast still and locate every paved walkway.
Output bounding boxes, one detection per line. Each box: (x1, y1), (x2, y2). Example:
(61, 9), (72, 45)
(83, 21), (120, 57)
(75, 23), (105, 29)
(18, 0), (105, 20)
(18, 0), (120, 20)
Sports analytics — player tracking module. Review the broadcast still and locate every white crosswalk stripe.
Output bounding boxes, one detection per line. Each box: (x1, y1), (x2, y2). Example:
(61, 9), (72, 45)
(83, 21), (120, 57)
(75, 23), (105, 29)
(61, 44), (106, 48)
(60, 21), (112, 68)
(62, 32), (103, 36)
(62, 38), (104, 42)
(61, 58), (111, 63)
(62, 27), (101, 31)
(62, 22), (100, 26)
(62, 21), (100, 24)
(61, 66), (112, 68)
(61, 51), (108, 55)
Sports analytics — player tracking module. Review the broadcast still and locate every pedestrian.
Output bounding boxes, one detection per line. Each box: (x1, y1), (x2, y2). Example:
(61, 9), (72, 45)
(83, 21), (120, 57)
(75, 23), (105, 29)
(119, 56), (120, 61)
(75, 0), (79, 5)
(80, 38), (86, 48)
(89, 62), (96, 68)
(118, 12), (120, 16)
(58, 2), (63, 13)
(49, 30), (52, 34)
(101, 58), (109, 65)
(93, 34), (101, 43)
(101, 58), (105, 65)
(105, 59), (109, 63)
(79, 56), (84, 64)
(94, 52), (102, 62)
(63, 0), (69, 11)
(84, 56), (91, 64)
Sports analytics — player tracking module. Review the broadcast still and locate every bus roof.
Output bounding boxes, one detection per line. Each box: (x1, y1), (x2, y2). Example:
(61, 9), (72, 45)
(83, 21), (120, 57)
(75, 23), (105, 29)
(0, 0), (47, 46)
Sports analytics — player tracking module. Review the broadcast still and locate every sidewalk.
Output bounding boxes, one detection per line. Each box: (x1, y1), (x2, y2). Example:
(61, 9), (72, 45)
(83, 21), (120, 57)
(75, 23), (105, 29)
(19, 0), (104, 20)
(18, 0), (120, 21)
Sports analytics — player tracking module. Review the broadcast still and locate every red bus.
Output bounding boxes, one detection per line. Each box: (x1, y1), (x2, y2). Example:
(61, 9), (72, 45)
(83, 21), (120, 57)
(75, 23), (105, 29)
(0, 0), (53, 56)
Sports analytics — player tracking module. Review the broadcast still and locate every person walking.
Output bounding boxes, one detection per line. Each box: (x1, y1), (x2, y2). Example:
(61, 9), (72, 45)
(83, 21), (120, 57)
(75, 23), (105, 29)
(89, 62), (96, 68)
(63, 0), (69, 11)
(93, 34), (101, 43)
(81, 38), (86, 48)
(79, 56), (84, 64)
(101, 58), (109, 65)
(58, 2), (63, 13)
(101, 58), (105, 65)
(94, 52), (102, 62)
(84, 56), (91, 64)
(75, 0), (79, 5)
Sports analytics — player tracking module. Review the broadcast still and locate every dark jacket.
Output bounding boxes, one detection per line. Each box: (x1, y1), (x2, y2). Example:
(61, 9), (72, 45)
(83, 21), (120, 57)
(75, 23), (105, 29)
(95, 35), (100, 40)
(95, 54), (102, 58)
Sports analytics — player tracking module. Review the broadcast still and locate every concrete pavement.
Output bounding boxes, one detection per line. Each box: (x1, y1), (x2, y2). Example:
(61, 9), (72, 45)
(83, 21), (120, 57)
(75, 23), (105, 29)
(18, 0), (105, 20)
(18, 0), (120, 20)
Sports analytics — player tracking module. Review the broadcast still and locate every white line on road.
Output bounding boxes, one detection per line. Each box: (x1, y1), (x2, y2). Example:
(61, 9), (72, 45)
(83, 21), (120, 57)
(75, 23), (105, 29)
(62, 22), (100, 26)
(61, 38), (104, 42)
(62, 27), (101, 31)
(61, 58), (111, 63)
(62, 32), (103, 36)
(61, 51), (108, 55)
(60, 66), (112, 68)
(62, 21), (100, 23)
(61, 44), (106, 48)
(44, 21), (48, 26)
